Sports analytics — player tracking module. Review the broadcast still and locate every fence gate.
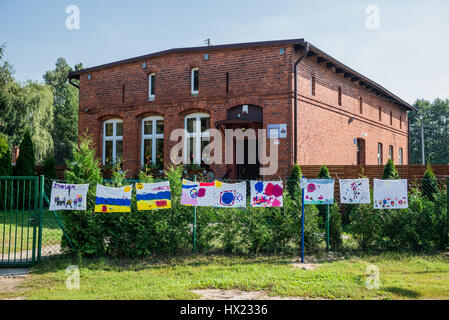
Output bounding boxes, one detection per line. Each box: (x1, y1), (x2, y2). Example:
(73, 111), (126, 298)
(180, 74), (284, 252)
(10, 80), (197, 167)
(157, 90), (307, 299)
(0, 176), (43, 267)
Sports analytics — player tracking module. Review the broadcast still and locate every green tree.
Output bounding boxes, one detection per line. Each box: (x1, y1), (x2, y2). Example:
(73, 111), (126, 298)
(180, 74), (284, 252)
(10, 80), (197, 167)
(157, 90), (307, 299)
(44, 58), (83, 164)
(317, 165), (331, 227)
(0, 133), (11, 176)
(382, 159), (399, 180)
(14, 130), (35, 176)
(409, 98), (449, 164)
(0, 44), (28, 146)
(287, 164), (302, 203)
(21, 81), (54, 163)
(422, 165), (439, 201)
(63, 133), (103, 255)
(42, 155), (57, 195)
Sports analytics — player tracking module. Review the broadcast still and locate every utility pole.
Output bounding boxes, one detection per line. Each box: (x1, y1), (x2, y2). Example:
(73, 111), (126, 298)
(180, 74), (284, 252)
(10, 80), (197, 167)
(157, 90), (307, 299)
(421, 122), (425, 165)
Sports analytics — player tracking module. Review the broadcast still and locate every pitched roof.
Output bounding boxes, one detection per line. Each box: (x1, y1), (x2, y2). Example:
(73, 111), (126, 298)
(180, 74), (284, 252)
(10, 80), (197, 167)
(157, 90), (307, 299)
(68, 38), (414, 110)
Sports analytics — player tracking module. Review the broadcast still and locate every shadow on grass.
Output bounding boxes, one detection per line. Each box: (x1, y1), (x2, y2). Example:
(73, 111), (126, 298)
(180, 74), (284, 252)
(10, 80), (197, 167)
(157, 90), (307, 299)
(383, 286), (420, 298)
(31, 253), (318, 275)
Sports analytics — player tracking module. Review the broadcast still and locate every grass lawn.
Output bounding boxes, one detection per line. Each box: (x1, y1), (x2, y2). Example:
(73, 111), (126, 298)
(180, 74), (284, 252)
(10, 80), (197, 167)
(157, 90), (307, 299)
(0, 210), (63, 255)
(2, 252), (448, 300)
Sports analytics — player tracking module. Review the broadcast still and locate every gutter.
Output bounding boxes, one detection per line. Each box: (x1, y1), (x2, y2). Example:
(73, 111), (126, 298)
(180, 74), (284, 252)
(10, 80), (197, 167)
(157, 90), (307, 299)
(407, 108), (418, 165)
(293, 42), (309, 164)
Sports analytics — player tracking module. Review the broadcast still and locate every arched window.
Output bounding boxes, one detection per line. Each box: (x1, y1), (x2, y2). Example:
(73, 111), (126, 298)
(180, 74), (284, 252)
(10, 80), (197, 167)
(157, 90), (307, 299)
(184, 113), (210, 164)
(103, 119), (123, 165)
(141, 116), (164, 169)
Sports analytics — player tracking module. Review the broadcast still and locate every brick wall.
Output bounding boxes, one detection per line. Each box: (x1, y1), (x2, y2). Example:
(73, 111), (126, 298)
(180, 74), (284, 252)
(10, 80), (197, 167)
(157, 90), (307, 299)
(78, 43), (409, 178)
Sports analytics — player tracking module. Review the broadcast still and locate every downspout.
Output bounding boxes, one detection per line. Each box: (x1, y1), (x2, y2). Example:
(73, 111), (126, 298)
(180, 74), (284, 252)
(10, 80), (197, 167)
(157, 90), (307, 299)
(294, 42), (309, 164)
(407, 107), (418, 165)
(68, 74), (80, 89)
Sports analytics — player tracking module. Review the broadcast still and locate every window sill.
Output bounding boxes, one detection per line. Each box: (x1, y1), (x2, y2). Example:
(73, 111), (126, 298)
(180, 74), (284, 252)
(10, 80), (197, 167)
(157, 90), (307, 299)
(191, 92), (199, 97)
(148, 97), (155, 102)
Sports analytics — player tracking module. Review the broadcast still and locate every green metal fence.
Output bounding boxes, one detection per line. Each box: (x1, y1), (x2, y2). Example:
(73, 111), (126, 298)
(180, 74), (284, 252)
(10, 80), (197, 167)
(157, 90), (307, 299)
(0, 176), (41, 267)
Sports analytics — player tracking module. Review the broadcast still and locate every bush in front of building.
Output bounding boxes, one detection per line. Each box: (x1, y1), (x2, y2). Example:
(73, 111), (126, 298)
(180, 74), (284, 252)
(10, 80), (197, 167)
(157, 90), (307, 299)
(63, 134), (104, 256)
(422, 165), (439, 201)
(382, 159), (399, 180)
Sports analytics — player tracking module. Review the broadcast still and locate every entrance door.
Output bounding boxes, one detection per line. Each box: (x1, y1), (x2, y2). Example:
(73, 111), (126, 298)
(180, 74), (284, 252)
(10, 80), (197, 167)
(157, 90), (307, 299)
(0, 176), (41, 267)
(357, 138), (366, 165)
(237, 137), (260, 180)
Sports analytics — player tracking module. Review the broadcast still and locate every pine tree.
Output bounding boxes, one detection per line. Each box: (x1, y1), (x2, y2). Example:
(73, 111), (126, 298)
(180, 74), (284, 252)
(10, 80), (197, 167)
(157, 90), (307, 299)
(317, 165), (331, 228)
(382, 159), (399, 180)
(0, 134), (11, 176)
(287, 164), (302, 202)
(422, 165), (439, 201)
(14, 130), (35, 176)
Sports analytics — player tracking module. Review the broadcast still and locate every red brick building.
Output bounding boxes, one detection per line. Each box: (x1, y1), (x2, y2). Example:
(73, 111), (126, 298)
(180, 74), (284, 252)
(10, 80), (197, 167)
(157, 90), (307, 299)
(69, 38), (415, 179)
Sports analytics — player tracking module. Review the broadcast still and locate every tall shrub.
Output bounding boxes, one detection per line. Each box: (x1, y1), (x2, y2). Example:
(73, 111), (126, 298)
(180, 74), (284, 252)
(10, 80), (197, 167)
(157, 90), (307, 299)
(382, 159), (399, 180)
(14, 130), (35, 176)
(287, 164), (302, 203)
(0, 134), (11, 176)
(422, 165), (439, 201)
(317, 165), (331, 227)
(42, 155), (57, 196)
(63, 134), (103, 255)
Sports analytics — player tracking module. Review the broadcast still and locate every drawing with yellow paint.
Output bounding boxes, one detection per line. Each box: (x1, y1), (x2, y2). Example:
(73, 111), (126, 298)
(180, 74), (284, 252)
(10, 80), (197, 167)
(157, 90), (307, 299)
(95, 184), (133, 213)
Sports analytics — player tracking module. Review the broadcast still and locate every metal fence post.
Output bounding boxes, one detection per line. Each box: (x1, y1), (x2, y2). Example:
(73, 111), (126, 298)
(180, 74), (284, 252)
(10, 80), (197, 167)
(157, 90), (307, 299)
(301, 179), (305, 264)
(193, 175), (197, 254)
(37, 175), (44, 262)
(447, 177), (449, 248)
(326, 204), (330, 251)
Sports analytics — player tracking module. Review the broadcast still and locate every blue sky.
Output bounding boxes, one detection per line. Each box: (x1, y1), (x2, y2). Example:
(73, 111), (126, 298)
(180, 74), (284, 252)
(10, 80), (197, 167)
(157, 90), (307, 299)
(1, 0), (448, 103)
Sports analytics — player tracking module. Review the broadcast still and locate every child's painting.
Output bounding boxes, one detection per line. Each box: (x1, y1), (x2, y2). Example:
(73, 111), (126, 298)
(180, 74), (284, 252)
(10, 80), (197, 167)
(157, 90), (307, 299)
(49, 182), (89, 211)
(304, 179), (335, 205)
(181, 180), (217, 207)
(214, 181), (247, 208)
(95, 184), (132, 213)
(250, 181), (283, 207)
(373, 179), (408, 209)
(136, 181), (171, 211)
(339, 178), (371, 204)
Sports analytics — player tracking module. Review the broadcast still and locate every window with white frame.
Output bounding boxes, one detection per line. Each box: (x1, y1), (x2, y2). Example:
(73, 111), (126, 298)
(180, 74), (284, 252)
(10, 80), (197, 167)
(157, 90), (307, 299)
(148, 73), (155, 100)
(184, 113), (210, 164)
(103, 119), (123, 165)
(389, 145), (394, 161)
(191, 68), (199, 95)
(141, 116), (164, 170)
(399, 148), (403, 165)
(377, 143), (383, 165)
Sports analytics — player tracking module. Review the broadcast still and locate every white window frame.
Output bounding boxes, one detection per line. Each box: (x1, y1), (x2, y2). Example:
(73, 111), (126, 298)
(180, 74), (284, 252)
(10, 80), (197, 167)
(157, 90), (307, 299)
(389, 145), (394, 161)
(377, 143), (383, 165)
(103, 119), (123, 165)
(191, 68), (199, 95)
(148, 73), (155, 101)
(399, 148), (403, 165)
(141, 116), (164, 167)
(184, 113), (210, 164)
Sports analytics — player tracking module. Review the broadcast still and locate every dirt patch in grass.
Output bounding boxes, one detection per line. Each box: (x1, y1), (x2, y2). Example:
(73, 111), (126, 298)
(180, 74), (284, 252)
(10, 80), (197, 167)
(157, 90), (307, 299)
(0, 278), (26, 300)
(191, 289), (307, 300)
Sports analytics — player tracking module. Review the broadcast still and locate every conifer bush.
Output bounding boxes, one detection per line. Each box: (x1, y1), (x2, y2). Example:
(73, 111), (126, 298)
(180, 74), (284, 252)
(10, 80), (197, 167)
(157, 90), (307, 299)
(14, 130), (35, 176)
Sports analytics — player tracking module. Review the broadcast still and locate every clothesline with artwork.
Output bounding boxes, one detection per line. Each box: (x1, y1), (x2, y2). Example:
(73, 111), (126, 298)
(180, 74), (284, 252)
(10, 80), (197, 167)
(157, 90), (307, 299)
(48, 178), (409, 212)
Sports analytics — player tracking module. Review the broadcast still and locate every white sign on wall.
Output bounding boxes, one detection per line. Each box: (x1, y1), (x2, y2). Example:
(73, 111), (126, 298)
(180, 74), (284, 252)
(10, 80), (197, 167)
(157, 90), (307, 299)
(267, 124), (287, 139)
